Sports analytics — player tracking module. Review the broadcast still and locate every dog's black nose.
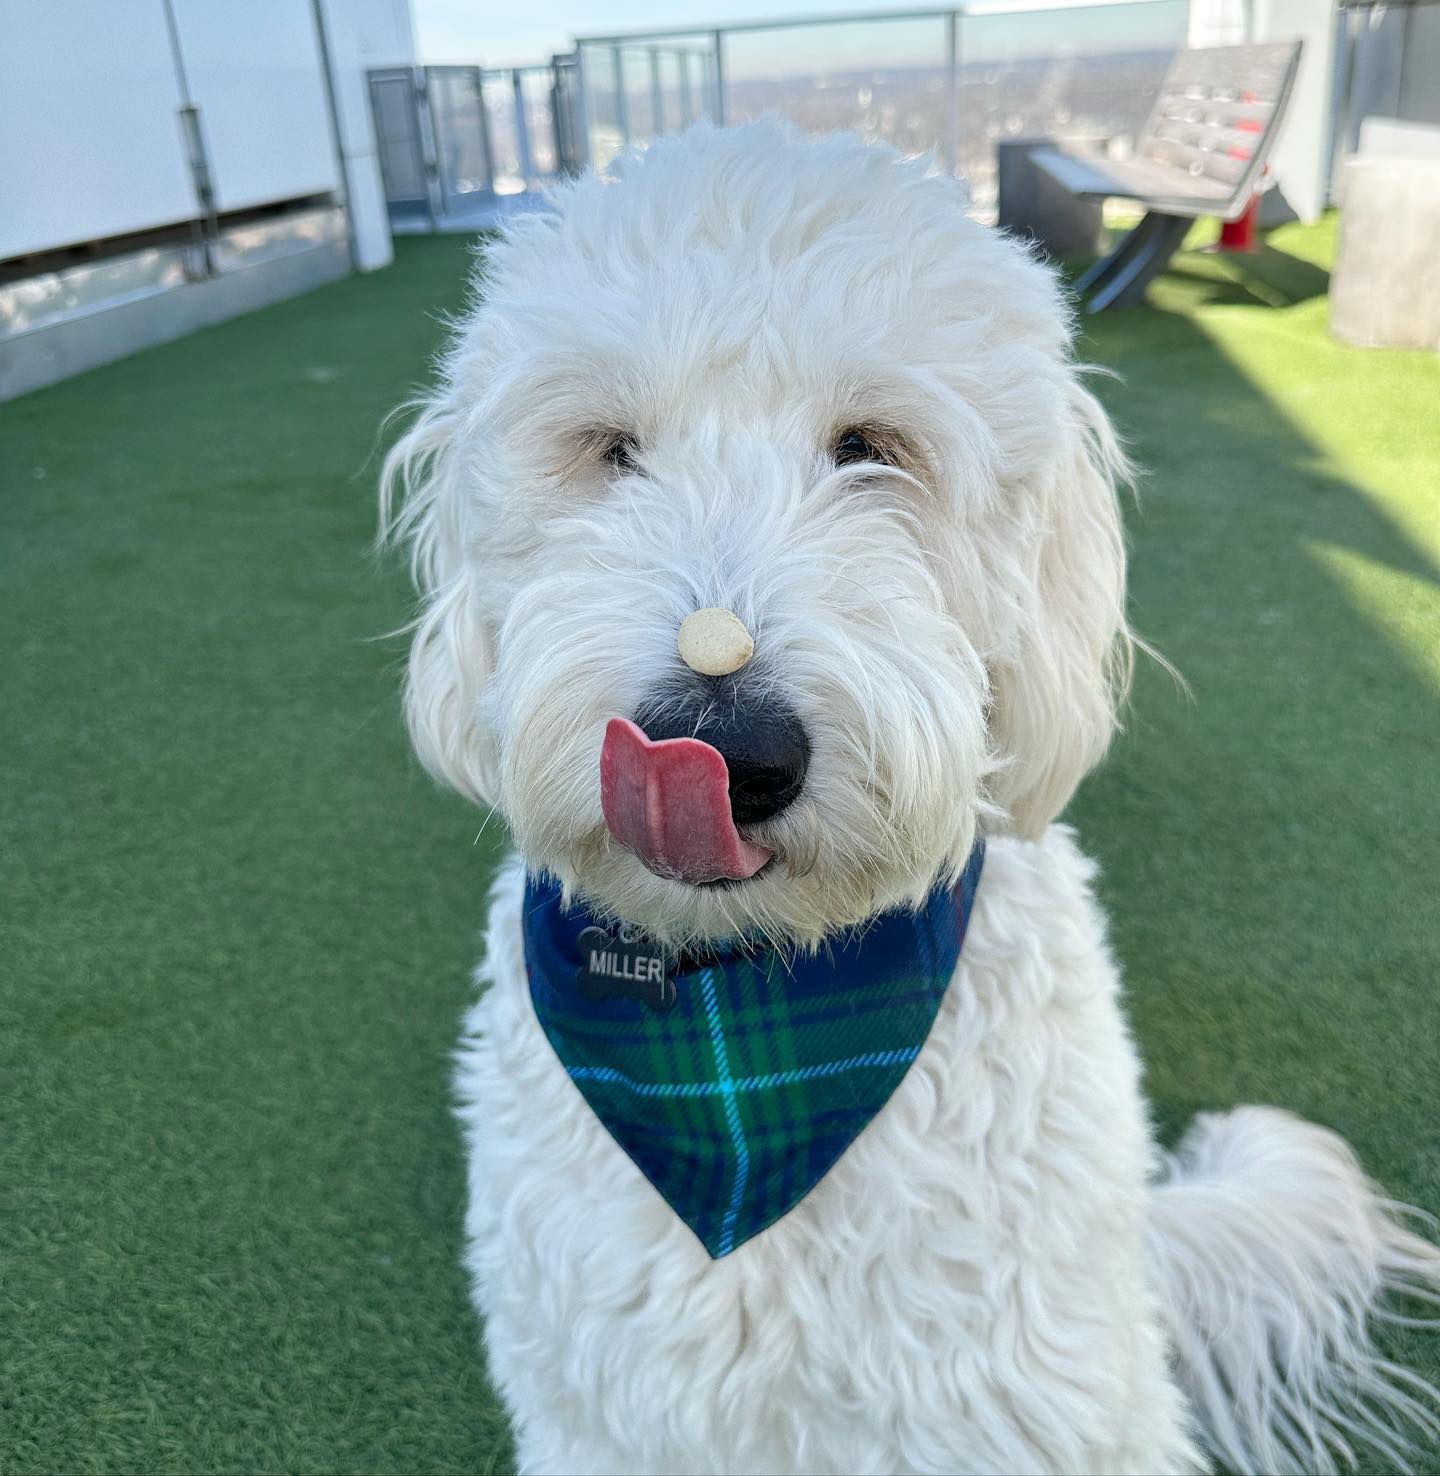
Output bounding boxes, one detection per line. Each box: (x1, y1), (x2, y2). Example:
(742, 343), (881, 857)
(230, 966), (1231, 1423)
(636, 688), (810, 824)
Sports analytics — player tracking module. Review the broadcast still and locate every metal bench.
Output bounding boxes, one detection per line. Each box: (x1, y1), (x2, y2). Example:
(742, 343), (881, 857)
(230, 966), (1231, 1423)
(1031, 41), (1303, 311)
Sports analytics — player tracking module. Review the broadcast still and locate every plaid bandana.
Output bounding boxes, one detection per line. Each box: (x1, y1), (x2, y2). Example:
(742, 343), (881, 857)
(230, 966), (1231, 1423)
(523, 841), (985, 1258)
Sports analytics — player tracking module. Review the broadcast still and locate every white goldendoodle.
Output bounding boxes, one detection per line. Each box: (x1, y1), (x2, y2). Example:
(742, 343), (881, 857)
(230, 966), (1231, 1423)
(382, 123), (1439, 1475)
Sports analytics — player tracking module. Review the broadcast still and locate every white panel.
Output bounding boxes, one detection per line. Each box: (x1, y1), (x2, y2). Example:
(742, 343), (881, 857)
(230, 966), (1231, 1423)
(170, 0), (340, 213)
(316, 0), (417, 271)
(0, 0), (195, 260)
(1252, 0), (1339, 222)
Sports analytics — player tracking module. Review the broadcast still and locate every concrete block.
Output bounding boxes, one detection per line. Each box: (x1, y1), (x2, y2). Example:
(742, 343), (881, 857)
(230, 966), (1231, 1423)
(1330, 155), (1440, 350)
(996, 138), (1104, 262)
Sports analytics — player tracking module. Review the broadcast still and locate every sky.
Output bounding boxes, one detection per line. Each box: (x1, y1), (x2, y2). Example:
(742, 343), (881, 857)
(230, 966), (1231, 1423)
(412, 1), (965, 66)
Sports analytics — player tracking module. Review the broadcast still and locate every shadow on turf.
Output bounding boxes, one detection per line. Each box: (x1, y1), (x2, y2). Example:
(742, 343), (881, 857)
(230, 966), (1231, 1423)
(1160, 241), (1331, 311)
(1068, 241), (1439, 1143)
(1067, 247), (1440, 1473)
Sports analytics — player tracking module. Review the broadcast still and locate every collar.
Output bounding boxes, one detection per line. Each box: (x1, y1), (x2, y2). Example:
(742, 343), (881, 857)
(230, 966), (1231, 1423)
(522, 840), (985, 1257)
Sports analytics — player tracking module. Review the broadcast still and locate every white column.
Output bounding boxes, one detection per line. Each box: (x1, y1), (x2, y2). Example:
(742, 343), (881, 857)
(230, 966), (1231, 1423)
(315, 0), (418, 271)
(1250, 0), (1341, 222)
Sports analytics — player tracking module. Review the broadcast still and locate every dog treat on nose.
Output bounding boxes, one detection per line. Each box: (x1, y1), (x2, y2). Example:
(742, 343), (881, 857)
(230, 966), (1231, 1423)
(678, 608), (754, 677)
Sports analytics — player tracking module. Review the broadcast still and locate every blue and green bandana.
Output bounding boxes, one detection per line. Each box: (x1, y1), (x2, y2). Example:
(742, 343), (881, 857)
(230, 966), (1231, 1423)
(523, 841), (985, 1258)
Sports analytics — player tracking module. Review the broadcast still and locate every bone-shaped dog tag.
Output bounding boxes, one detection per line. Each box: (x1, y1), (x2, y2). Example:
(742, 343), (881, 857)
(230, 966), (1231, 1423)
(576, 925), (677, 1013)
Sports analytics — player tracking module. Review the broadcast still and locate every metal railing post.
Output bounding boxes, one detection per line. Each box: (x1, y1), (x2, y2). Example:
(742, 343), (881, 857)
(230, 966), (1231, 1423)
(160, 0), (219, 276)
(945, 10), (960, 177)
(712, 31), (727, 125)
(677, 49), (694, 126)
(612, 46), (631, 144)
(309, 0), (359, 271)
(574, 48), (594, 171)
(513, 69), (534, 178)
(649, 47), (665, 137)
(416, 68), (440, 229)
(475, 66), (495, 194)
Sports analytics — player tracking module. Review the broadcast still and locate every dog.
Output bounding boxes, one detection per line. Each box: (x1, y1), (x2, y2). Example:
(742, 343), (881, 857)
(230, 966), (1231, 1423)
(381, 123), (1440, 1474)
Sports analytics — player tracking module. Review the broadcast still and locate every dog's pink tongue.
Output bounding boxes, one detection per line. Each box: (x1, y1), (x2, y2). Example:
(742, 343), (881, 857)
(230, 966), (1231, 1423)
(601, 717), (773, 884)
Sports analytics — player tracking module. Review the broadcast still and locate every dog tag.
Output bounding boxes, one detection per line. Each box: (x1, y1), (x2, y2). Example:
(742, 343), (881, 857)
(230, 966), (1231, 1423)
(576, 925), (677, 1013)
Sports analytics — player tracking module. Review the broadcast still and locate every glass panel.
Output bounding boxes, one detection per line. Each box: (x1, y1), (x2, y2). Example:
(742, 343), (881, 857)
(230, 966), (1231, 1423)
(622, 48), (656, 144)
(958, 0), (1188, 213)
(721, 16), (952, 158)
(369, 74), (426, 205)
(683, 51), (705, 125)
(658, 50), (684, 134)
(579, 36), (719, 168)
(519, 69), (558, 176)
(579, 42), (624, 170)
(428, 67), (490, 206)
(482, 72), (524, 194)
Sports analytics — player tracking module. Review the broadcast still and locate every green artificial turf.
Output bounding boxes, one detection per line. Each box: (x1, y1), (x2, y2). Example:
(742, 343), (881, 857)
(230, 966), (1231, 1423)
(2, 220), (1437, 1474)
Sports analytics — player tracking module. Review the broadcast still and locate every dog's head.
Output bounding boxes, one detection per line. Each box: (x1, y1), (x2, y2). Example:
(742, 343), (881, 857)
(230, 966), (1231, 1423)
(383, 123), (1131, 947)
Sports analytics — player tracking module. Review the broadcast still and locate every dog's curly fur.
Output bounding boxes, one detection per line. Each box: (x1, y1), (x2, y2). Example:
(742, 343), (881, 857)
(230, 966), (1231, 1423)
(383, 123), (1440, 1474)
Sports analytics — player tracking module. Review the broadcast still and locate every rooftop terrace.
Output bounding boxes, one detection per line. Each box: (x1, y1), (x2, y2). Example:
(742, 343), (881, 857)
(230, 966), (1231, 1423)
(2, 220), (1438, 1473)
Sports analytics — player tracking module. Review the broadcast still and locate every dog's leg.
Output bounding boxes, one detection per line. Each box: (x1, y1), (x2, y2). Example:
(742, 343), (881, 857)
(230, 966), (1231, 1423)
(1148, 1105), (1440, 1475)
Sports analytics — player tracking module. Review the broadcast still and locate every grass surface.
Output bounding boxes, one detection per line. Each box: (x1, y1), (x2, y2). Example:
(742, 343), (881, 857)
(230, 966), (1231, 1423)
(2, 221), (1437, 1473)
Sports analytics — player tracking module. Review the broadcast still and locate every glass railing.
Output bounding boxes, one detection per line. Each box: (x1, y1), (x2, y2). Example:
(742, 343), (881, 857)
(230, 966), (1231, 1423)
(371, 0), (1191, 227)
(368, 61), (579, 228)
(576, 36), (722, 172)
(573, 0), (1190, 214)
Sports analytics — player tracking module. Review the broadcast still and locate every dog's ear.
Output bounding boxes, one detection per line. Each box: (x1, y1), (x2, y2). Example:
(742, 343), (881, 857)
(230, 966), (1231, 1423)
(986, 376), (1133, 839)
(379, 401), (499, 808)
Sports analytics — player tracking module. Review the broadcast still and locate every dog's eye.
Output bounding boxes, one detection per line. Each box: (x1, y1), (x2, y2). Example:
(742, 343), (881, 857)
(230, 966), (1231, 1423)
(831, 428), (887, 468)
(603, 435), (639, 472)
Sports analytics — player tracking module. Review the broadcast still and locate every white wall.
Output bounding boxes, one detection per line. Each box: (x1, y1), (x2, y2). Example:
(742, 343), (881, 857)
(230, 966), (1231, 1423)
(317, 0), (417, 270)
(169, 0), (339, 214)
(1251, 0), (1339, 222)
(0, 1), (194, 260)
(0, 0), (393, 265)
